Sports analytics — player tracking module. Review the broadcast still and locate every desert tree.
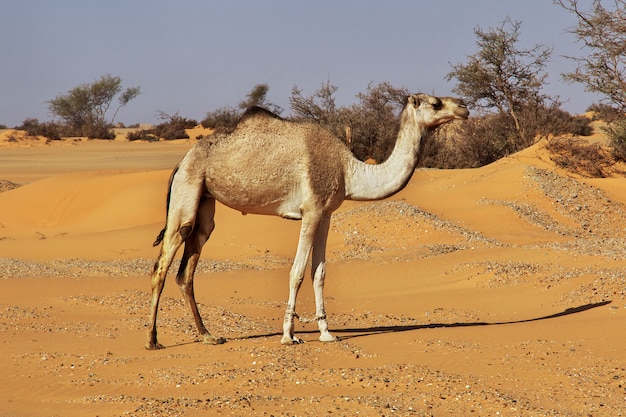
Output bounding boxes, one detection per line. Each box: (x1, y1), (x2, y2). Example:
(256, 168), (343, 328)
(47, 74), (140, 139)
(556, 0), (626, 110)
(444, 18), (558, 163)
(556, 0), (626, 160)
(447, 18), (553, 133)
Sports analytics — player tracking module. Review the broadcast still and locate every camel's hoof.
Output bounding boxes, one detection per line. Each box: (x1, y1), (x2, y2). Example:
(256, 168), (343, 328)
(319, 334), (338, 343)
(281, 335), (304, 345)
(203, 335), (226, 345)
(145, 341), (166, 350)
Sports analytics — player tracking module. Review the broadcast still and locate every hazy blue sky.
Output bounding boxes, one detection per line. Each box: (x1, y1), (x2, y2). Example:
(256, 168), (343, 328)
(1, 0), (600, 127)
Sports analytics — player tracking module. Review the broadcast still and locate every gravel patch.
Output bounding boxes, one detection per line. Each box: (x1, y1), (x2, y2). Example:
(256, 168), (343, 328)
(0, 258), (260, 279)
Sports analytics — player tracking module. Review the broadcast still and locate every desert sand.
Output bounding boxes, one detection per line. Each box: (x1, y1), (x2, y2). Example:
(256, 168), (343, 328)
(0, 126), (624, 416)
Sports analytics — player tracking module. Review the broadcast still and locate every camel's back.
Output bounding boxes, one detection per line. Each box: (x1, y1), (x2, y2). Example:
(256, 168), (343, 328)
(193, 111), (349, 215)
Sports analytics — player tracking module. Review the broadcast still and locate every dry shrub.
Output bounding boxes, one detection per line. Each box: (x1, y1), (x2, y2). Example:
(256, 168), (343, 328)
(547, 137), (615, 178)
(16, 118), (63, 140)
(201, 106), (241, 129)
(126, 130), (159, 142)
(0, 180), (21, 193)
(602, 118), (626, 161)
(81, 122), (115, 140)
(420, 105), (595, 169)
(587, 103), (622, 122)
(420, 114), (522, 169)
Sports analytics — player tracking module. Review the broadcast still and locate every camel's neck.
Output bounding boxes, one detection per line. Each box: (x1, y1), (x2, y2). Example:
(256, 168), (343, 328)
(345, 110), (426, 201)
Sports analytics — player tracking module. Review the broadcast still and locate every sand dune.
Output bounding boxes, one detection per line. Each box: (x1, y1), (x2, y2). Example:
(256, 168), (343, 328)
(0, 134), (625, 416)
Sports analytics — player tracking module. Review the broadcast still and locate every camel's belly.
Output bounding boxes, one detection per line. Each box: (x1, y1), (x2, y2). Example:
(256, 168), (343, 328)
(201, 145), (310, 219)
(205, 175), (304, 220)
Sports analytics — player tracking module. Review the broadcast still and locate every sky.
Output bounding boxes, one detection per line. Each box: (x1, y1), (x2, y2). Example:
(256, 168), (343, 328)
(1, 0), (601, 127)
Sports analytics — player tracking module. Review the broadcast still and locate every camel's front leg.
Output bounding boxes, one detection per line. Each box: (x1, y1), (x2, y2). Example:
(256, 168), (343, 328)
(311, 215), (336, 342)
(281, 215), (321, 345)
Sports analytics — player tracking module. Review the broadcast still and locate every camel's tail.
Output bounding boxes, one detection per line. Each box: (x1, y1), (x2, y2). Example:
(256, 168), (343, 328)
(152, 164), (180, 247)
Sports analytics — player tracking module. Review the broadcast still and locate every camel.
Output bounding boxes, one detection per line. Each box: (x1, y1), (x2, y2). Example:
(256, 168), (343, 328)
(146, 93), (469, 349)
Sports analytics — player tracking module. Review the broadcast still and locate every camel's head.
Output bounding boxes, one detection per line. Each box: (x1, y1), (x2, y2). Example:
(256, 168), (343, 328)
(406, 93), (469, 129)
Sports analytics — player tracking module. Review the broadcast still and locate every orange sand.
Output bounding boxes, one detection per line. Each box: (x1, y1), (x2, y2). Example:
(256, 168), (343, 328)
(0, 129), (624, 416)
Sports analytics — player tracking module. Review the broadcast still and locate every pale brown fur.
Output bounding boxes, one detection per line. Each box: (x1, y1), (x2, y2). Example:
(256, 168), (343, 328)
(146, 94), (468, 349)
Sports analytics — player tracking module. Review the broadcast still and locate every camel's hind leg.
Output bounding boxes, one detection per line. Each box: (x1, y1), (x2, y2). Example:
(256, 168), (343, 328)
(175, 197), (225, 345)
(146, 225), (189, 350)
(146, 166), (203, 350)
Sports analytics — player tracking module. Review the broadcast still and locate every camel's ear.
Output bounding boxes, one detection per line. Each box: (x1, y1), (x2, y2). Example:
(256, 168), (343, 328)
(407, 94), (421, 108)
(412, 94), (442, 109)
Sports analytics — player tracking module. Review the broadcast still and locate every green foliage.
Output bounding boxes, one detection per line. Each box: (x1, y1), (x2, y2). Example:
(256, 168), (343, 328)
(420, 114), (517, 169)
(586, 102), (622, 122)
(547, 137), (615, 177)
(524, 104), (593, 138)
(420, 104), (593, 169)
(290, 80), (346, 142)
(238, 83), (282, 114)
(602, 118), (626, 161)
(16, 118), (63, 140)
(422, 17), (601, 168)
(153, 112), (197, 140)
(290, 81), (408, 162)
(566, 115), (594, 137)
(81, 121), (116, 140)
(125, 112), (196, 141)
(47, 74), (140, 139)
(344, 82), (409, 162)
(201, 106), (241, 129)
(290, 81), (339, 124)
(446, 18), (554, 148)
(557, 0), (626, 111)
(126, 130), (158, 142)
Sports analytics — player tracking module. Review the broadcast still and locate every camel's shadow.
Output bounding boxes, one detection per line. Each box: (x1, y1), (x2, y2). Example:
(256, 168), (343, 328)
(236, 300), (611, 342)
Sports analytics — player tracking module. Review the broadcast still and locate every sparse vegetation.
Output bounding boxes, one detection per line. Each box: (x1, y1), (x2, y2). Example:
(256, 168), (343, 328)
(126, 112), (196, 141)
(290, 81), (409, 162)
(444, 19), (557, 162)
(557, 0), (626, 111)
(15, 118), (63, 140)
(126, 130), (158, 142)
(602, 118), (626, 161)
(201, 84), (281, 130)
(47, 74), (140, 139)
(238, 83), (282, 114)
(153, 112), (196, 140)
(587, 102), (622, 122)
(288, 76), (596, 168)
(564, 114), (594, 137)
(547, 137), (615, 177)
(201, 106), (241, 129)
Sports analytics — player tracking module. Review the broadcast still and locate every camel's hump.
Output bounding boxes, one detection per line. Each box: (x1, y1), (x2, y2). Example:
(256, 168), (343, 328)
(239, 106), (283, 123)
